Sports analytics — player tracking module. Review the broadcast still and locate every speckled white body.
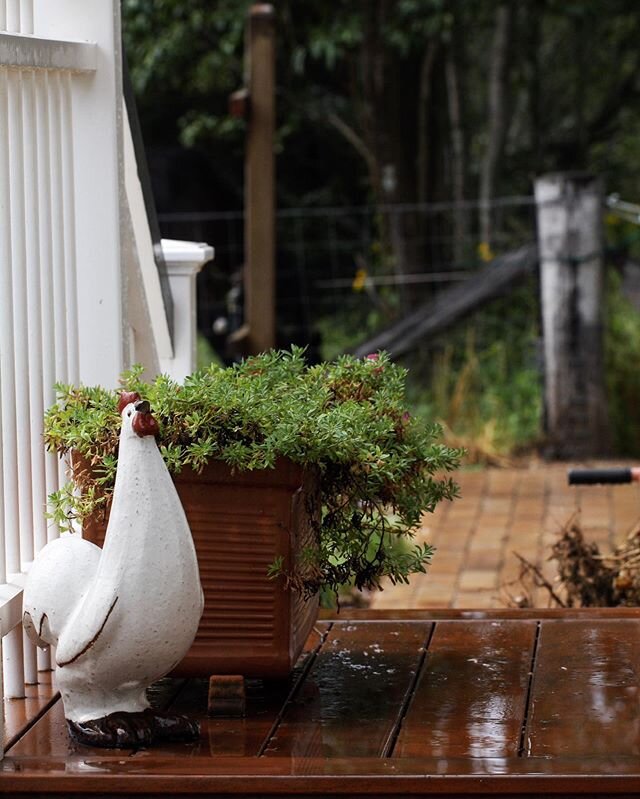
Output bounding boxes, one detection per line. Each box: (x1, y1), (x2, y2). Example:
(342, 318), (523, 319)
(23, 403), (204, 723)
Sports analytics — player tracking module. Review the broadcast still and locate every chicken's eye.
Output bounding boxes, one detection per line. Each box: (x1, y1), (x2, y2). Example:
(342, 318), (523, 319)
(127, 410), (132, 417)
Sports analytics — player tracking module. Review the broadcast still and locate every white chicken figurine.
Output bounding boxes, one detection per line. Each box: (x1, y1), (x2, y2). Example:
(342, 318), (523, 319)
(23, 391), (204, 747)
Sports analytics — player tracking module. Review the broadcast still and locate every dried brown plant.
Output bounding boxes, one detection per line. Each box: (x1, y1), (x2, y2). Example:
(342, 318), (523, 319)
(502, 513), (640, 608)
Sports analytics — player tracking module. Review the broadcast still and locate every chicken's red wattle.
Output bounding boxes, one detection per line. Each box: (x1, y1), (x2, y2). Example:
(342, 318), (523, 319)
(132, 411), (159, 438)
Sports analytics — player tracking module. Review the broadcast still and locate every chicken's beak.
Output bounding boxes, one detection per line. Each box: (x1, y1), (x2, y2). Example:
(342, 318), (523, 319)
(131, 400), (159, 438)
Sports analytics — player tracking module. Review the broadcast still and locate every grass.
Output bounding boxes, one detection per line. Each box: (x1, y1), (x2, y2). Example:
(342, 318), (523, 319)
(403, 283), (543, 462)
(316, 279), (543, 463)
(604, 268), (640, 456)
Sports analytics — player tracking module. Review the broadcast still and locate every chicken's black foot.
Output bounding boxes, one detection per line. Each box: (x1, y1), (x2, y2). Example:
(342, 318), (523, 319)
(67, 708), (200, 748)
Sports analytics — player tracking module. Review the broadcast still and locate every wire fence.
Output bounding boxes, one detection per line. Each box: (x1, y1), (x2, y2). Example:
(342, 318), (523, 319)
(159, 196), (539, 361)
(159, 192), (640, 456)
(158, 195), (549, 451)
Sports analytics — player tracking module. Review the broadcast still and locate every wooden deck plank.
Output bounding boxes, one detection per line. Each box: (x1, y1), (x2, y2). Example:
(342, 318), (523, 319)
(4, 613), (640, 796)
(320, 607), (640, 620)
(4, 754), (640, 796)
(7, 625), (330, 762)
(394, 620), (537, 758)
(262, 620), (430, 757)
(525, 619), (640, 758)
(159, 622), (330, 757)
(2, 671), (58, 751)
(6, 676), (186, 760)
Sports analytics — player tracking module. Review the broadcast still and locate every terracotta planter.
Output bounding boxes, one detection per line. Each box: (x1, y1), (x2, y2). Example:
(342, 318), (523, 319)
(81, 457), (320, 679)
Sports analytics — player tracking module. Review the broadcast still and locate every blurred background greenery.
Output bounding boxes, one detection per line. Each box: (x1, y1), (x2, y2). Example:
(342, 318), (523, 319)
(123, 0), (640, 459)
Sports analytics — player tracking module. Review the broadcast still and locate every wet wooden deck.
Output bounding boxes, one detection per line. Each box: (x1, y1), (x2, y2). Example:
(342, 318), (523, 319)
(3, 609), (640, 797)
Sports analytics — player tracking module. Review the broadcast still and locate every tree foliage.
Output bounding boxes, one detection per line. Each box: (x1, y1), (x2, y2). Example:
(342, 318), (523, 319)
(123, 0), (640, 211)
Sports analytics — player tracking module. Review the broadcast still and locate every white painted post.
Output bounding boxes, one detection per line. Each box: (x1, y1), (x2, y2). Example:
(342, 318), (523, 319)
(535, 173), (611, 457)
(159, 240), (214, 381)
(34, 0), (126, 387)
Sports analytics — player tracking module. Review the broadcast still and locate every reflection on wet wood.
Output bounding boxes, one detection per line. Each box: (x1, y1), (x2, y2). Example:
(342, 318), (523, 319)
(2, 671), (57, 751)
(263, 621), (430, 758)
(7, 625), (330, 763)
(4, 612), (640, 796)
(394, 620), (537, 758)
(526, 619), (640, 757)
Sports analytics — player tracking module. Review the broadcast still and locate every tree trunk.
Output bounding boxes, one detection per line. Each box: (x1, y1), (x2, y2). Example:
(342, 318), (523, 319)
(355, 0), (425, 310)
(445, 38), (467, 267)
(526, 1), (542, 170)
(573, 13), (587, 166)
(479, 3), (513, 248)
(417, 41), (439, 206)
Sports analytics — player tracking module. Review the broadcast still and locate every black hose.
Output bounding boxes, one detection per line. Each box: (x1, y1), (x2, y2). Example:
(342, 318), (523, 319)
(567, 468), (633, 485)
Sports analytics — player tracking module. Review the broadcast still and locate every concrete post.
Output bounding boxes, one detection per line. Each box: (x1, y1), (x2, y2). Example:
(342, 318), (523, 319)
(535, 173), (611, 457)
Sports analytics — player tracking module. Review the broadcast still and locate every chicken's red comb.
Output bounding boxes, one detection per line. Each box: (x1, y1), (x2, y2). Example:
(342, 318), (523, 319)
(118, 391), (141, 415)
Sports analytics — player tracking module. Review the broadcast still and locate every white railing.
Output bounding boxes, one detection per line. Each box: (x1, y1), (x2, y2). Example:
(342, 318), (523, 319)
(0, 0), (98, 746)
(0, 1), (213, 757)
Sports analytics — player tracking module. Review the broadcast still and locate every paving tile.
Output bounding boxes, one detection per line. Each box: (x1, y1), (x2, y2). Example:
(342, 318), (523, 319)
(458, 569), (498, 592)
(464, 548), (502, 570)
(368, 462), (636, 613)
(499, 560), (528, 585)
(453, 590), (498, 609)
(428, 555), (465, 575)
(415, 588), (457, 604)
(508, 523), (543, 540)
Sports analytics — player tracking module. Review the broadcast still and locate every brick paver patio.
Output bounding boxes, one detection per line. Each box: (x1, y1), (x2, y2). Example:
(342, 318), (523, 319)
(370, 462), (640, 610)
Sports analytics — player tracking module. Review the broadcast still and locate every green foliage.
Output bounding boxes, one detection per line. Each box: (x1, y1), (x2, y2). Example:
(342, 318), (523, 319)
(196, 333), (221, 369)
(123, 1), (640, 210)
(45, 349), (460, 597)
(605, 269), (640, 456)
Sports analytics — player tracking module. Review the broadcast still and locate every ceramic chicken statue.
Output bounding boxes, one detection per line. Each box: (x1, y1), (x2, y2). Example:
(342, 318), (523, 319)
(23, 391), (204, 747)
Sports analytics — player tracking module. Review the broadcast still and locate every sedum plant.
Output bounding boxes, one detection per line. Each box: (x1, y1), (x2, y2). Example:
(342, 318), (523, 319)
(45, 348), (460, 597)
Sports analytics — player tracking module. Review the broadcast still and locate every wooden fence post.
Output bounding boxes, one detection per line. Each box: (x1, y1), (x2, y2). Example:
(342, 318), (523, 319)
(535, 173), (611, 457)
(245, 3), (275, 354)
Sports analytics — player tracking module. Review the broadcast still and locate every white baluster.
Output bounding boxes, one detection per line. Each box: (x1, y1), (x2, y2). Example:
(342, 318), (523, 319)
(19, 0), (31, 34)
(22, 629), (37, 685)
(0, 70), (20, 586)
(0, 368), (5, 588)
(48, 73), (68, 490)
(8, 69), (34, 573)
(37, 645), (50, 672)
(49, 73), (66, 387)
(0, 3), (6, 32)
(23, 70), (47, 560)
(5, 0), (18, 32)
(0, 637), (4, 760)
(60, 72), (79, 385)
(3, 626), (24, 698)
(35, 71), (60, 543)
